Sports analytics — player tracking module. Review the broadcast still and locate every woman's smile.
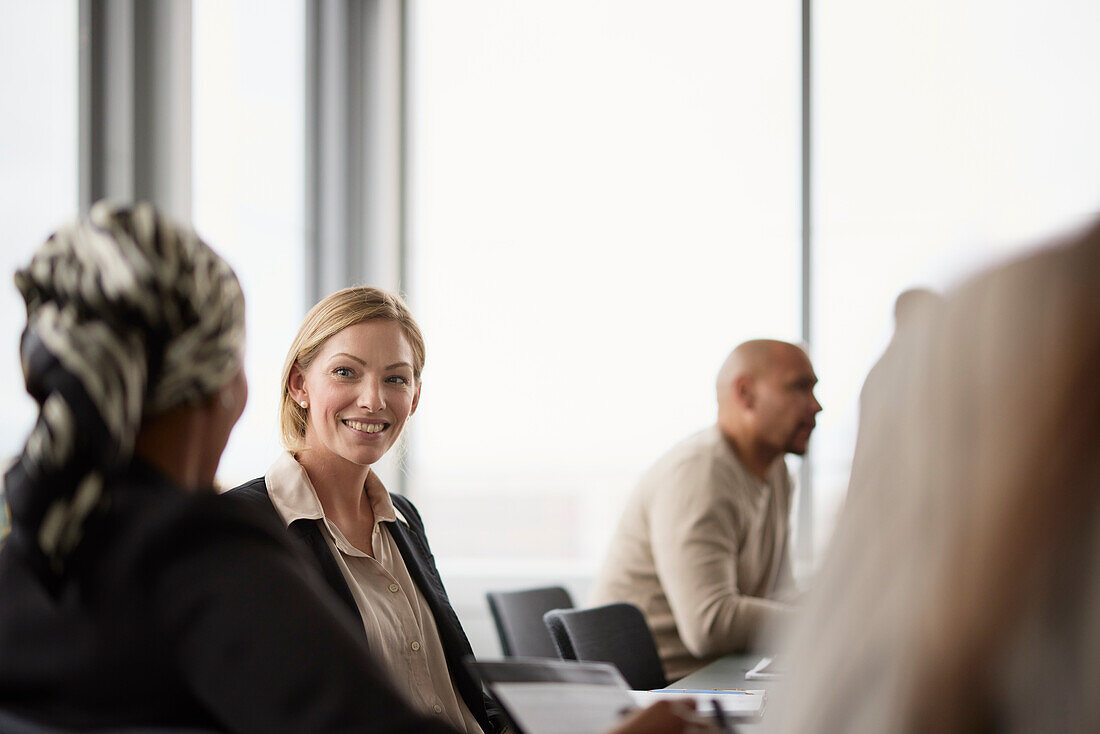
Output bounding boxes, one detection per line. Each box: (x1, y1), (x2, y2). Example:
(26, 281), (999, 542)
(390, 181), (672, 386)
(342, 418), (389, 435)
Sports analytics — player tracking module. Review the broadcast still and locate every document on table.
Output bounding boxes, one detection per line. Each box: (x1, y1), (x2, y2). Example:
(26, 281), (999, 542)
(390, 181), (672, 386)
(470, 659), (639, 734)
(470, 658), (767, 733)
(631, 689), (767, 720)
(489, 681), (637, 734)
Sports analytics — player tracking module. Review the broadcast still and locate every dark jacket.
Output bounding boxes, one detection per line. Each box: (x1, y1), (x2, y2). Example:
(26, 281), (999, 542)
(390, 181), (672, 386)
(0, 461), (454, 734)
(228, 477), (505, 734)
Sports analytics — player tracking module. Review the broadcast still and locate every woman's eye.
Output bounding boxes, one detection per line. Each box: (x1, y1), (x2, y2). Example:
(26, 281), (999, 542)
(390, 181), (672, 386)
(333, 367), (354, 378)
(386, 375), (409, 385)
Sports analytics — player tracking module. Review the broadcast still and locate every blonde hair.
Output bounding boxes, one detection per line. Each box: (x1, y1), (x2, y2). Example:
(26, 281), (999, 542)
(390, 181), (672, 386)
(770, 220), (1100, 734)
(279, 286), (425, 452)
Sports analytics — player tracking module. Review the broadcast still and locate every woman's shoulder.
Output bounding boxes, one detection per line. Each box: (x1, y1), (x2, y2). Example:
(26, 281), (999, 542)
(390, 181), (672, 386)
(223, 476), (274, 508)
(70, 473), (299, 608)
(115, 479), (285, 555)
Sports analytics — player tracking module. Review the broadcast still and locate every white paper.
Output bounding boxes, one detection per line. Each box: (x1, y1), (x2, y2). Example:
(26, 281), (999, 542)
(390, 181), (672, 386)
(629, 689), (767, 719)
(491, 682), (637, 734)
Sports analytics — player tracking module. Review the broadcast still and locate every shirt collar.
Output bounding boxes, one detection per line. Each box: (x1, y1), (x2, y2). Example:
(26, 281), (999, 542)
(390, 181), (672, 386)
(265, 450), (408, 528)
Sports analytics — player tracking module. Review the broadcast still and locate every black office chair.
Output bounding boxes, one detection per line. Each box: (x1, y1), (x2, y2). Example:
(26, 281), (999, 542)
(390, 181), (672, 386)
(543, 602), (667, 690)
(486, 585), (574, 658)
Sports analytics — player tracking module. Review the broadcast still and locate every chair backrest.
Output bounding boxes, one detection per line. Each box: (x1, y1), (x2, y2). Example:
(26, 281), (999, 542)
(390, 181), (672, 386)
(543, 603), (667, 690)
(486, 585), (574, 658)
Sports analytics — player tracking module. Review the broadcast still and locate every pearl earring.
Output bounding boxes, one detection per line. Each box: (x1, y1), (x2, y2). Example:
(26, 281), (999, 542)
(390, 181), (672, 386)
(300, 400), (308, 409)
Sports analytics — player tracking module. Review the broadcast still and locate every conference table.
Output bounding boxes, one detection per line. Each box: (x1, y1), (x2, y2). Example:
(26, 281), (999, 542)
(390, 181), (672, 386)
(665, 653), (781, 731)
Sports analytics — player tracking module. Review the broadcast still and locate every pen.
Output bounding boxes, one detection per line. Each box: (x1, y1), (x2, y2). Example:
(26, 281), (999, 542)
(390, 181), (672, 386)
(711, 698), (731, 733)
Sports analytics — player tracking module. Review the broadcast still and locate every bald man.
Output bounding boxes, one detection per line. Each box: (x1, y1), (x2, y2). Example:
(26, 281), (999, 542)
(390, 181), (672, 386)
(590, 340), (821, 680)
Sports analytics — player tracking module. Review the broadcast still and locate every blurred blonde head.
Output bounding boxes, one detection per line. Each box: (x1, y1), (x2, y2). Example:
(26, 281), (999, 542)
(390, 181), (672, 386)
(768, 220), (1100, 733)
(279, 287), (425, 452)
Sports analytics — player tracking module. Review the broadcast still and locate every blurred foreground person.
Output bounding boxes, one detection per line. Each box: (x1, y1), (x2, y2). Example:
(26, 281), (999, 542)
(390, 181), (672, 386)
(592, 340), (820, 680)
(0, 203), (711, 734)
(767, 220), (1100, 733)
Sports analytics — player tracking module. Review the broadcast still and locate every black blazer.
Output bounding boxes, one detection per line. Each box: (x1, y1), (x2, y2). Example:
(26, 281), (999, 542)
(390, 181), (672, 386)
(0, 462), (455, 734)
(228, 478), (505, 734)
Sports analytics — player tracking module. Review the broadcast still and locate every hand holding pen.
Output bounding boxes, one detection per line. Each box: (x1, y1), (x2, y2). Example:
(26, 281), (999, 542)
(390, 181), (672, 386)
(710, 698), (735, 733)
(612, 700), (724, 734)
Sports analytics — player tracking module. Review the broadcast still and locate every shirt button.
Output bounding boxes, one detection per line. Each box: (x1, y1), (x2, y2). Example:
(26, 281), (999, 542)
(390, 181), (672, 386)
(410, 641), (421, 651)
(388, 583), (400, 593)
(433, 704), (443, 714)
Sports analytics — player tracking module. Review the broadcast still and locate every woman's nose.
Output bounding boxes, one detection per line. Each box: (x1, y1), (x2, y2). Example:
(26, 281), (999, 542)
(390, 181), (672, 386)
(358, 380), (385, 412)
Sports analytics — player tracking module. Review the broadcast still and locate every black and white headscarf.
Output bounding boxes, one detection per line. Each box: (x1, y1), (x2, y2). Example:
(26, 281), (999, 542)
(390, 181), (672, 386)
(2, 201), (245, 579)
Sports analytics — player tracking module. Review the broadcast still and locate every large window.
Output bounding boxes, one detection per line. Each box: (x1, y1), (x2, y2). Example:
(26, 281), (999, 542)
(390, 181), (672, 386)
(192, 0), (307, 486)
(0, 0), (78, 462)
(407, 1), (801, 571)
(810, 0), (1100, 550)
(6, 0), (1098, 588)
(407, 0), (1100, 577)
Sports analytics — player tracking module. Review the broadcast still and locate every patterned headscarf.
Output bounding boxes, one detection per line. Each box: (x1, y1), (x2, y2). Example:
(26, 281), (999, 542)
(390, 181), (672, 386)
(2, 201), (245, 578)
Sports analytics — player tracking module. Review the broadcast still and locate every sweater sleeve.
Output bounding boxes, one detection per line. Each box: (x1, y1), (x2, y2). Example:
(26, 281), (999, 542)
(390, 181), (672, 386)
(135, 496), (457, 734)
(647, 462), (792, 657)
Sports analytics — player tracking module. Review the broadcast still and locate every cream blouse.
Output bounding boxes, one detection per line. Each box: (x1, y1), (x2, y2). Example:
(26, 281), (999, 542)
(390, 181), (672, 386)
(265, 452), (483, 733)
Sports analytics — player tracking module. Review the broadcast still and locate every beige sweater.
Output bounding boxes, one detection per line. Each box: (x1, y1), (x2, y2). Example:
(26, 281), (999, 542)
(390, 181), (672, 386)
(590, 425), (795, 681)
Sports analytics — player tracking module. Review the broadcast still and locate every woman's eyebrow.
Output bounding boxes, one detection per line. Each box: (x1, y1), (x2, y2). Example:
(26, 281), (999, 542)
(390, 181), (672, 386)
(331, 352), (366, 365)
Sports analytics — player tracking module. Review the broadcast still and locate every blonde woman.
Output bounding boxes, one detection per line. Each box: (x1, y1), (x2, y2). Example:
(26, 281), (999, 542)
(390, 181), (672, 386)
(229, 287), (504, 734)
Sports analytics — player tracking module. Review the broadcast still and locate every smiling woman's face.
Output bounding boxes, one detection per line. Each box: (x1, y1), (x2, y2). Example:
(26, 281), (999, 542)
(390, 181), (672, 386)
(289, 319), (420, 470)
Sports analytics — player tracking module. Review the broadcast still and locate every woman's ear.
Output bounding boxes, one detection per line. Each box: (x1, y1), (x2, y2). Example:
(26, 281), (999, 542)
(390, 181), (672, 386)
(287, 364), (307, 404)
(409, 381), (422, 417)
